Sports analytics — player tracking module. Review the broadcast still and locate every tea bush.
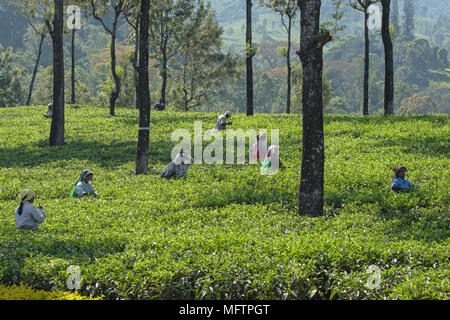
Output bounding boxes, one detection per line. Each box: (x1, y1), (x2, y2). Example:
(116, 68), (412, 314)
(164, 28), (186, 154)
(0, 106), (448, 300)
(0, 283), (101, 300)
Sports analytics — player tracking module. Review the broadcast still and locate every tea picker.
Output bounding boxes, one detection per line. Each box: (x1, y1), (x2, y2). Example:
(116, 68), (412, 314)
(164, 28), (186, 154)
(391, 165), (417, 193)
(15, 189), (46, 231)
(260, 145), (286, 174)
(154, 96), (166, 111)
(214, 111), (232, 131)
(160, 150), (194, 179)
(250, 132), (268, 163)
(70, 170), (100, 197)
(44, 103), (53, 118)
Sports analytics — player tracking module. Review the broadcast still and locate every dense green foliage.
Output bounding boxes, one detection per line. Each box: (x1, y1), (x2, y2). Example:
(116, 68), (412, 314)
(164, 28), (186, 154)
(325, 35), (449, 114)
(0, 283), (101, 300)
(0, 106), (448, 299)
(0, 45), (26, 107)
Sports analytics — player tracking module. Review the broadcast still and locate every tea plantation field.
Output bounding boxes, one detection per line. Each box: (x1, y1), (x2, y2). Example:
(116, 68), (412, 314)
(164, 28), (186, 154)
(0, 105), (448, 300)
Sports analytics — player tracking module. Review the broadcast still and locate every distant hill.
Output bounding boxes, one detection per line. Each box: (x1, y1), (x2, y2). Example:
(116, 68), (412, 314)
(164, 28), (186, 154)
(0, 0), (447, 52)
(208, 0), (450, 52)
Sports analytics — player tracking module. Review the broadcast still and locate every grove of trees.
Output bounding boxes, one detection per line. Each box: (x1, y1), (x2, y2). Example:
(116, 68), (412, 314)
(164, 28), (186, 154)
(1, 0), (447, 116)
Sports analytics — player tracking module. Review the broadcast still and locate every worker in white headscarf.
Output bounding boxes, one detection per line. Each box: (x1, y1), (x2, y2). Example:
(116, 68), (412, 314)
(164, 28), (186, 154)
(70, 170), (99, 197)
(44, 103), (53, 118)
(214, 111), (233, 131)
(160, 150), (194, 179)
(15, 189), (46, 230)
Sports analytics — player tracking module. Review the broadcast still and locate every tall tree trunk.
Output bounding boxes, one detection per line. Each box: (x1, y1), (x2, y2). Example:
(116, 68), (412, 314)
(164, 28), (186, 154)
(161, 40), (168, 105)
(246, 0), (254, 116)
(26, 34), (45, 106)
(109, 13), (121, 116)
(71, 28), (76, 104)
(136, 0), (151, 175)
(363, 9), (369, 116)
(134, 15), (140, 109)
(49, 0), (64, 146)
(297, 0), (330, 217)
(286, 17), (292, 114)
(381, 0), (394, 115)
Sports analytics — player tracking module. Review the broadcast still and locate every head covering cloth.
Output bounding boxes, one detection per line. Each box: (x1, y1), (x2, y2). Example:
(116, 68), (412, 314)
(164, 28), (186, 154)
(18, 189), (35, 203)
(80, 170), (94, 181)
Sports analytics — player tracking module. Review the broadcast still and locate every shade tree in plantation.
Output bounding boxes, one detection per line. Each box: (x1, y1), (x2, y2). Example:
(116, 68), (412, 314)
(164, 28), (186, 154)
(135, 0), (150, 175)
(259, 0), (299, 114)
(64, 1), (89, 105)
(16, 0), (86, 108)
(356, 54), (385, 113)
(380, 0), (394, 115)
(67, 1), (86, 105)
(123, 2), (140, 109)
(169, 5), (242, 111)
(349, 0), (379, 116)
(297, 0), (333, 217)
(246, 0), (255, 116)
(89, 0), (134, 116)
(148, 0), (197, 108)
(90, 42), (139, 107)
(296, 0), (344, 216)
(45, 0), (65, 146)
(69, 12), (76, 104)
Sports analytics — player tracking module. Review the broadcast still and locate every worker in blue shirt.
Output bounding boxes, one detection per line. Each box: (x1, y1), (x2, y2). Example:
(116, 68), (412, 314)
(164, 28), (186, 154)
(391, 165), (416, 192)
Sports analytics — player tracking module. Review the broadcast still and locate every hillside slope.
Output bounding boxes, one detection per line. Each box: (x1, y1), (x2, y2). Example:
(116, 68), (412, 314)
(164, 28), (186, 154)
(209, 0), (449, 51)
(0, 106), (448, 299)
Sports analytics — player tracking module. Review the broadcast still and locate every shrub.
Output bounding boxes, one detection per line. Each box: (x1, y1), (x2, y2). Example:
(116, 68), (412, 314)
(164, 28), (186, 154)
(0, 283), (101, 300)
(0, 106), (448, 300)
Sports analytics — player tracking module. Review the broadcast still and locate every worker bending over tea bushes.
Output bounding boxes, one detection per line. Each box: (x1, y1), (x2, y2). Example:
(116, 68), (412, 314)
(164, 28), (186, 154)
(214, 111), (232, 131)
(44, 103), (53, 118)
(160, 150), (194, 179)
(15, 189), (46, 231)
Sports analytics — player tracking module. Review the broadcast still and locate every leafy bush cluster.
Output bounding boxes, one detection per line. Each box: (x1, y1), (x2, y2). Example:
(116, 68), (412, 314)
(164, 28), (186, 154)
(0, 283), (101, 300)
(0, 106), (448, 300)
